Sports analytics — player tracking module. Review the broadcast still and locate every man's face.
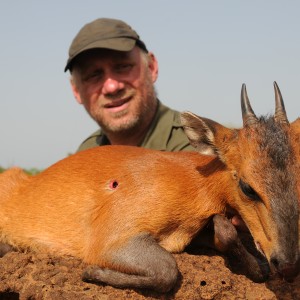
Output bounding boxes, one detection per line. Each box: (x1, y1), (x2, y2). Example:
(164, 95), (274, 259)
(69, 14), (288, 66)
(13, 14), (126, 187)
(71, 47), (158, 134)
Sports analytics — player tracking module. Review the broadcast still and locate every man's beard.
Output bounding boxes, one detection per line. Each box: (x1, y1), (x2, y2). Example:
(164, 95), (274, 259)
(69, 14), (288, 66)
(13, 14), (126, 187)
(97, 76), (157, 134)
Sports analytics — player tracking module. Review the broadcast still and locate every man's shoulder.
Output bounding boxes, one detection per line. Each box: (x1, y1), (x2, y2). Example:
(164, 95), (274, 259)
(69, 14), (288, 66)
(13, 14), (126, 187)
(142, 101), (195, 152)
(76, 129), (102, 152)
(157, 102), (182, 127)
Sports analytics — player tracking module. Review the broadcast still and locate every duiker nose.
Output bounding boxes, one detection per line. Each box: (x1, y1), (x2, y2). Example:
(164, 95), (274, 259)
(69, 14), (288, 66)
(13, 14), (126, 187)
(270, 256), (300, 281)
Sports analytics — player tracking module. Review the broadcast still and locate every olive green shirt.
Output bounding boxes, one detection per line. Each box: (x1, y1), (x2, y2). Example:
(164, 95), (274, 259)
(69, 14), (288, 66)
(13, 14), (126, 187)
(77, 100), (195, 152)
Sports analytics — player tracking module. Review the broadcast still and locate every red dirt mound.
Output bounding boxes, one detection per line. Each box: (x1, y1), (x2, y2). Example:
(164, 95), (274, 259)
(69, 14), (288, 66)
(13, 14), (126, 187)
(0, 248), (298, 300)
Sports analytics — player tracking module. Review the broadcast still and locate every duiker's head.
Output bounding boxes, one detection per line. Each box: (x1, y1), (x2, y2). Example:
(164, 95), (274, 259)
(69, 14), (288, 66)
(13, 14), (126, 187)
(181, 82), (299, 280)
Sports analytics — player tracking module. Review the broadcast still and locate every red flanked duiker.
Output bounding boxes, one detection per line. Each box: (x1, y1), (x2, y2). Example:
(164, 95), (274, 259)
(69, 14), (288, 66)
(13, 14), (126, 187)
(0, 82), (298, 292)
(183, 82), (299, 283)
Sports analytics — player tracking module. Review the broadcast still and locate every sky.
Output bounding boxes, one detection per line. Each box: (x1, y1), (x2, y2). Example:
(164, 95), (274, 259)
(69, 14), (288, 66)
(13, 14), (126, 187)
(1, 1), (299, 169)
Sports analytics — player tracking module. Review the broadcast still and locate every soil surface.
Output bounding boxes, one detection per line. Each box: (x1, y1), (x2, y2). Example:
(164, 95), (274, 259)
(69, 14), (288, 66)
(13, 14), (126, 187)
(0, 245), (298, 300)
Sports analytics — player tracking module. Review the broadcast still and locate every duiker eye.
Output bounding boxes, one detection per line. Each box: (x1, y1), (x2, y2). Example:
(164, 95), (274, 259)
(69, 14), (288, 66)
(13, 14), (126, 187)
(239, 179), (261, 201)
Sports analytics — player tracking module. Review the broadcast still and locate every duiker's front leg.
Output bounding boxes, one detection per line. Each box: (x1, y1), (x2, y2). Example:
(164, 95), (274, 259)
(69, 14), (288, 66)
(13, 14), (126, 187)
(0, 242), (15, 257)
(190, 214), (270, 282)
(82, 233), (178, 292)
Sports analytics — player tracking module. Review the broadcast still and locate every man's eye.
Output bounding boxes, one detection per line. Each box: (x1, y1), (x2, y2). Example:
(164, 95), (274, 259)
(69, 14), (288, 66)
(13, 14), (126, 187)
(116, 64), (133, 72)
(84, 72), (103, 82)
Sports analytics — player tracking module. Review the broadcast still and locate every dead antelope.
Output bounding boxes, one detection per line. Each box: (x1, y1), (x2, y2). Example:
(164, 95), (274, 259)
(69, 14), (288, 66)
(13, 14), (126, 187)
(0, 82), (299, 292)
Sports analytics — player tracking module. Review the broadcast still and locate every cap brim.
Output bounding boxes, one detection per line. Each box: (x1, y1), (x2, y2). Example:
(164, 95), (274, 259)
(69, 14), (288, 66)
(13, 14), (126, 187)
(64, 38), (136, 72)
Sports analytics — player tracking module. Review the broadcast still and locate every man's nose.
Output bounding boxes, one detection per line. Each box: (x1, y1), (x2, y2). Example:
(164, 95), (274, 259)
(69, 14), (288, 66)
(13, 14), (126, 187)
(102, 78), (125, 95)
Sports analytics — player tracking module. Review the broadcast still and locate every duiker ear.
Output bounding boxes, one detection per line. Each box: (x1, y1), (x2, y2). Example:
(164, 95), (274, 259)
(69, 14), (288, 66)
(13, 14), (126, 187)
(291, 118), (300, 144)
(291, 118), (300, 135)
(180, 111), (228, 156)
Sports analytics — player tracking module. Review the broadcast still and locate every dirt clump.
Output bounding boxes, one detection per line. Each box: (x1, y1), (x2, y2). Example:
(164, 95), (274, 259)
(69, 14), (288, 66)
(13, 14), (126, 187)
(0, 247), (298, 300)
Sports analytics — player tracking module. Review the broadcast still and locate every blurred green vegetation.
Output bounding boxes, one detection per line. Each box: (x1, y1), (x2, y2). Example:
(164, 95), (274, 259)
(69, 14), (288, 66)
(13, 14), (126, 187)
(0, 153), (73, 175)
(0, 166), (42, 175)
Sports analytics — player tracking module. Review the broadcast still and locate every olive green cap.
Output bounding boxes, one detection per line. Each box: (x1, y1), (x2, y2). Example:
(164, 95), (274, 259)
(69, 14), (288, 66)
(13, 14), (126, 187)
(64, 18), (148, 72)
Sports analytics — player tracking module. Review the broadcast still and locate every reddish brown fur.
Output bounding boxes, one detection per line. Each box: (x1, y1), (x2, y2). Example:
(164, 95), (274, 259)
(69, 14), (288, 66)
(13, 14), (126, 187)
(291, 118), (300, 250)
(0, 149), (230, 263)
(291, 118), (300, 188)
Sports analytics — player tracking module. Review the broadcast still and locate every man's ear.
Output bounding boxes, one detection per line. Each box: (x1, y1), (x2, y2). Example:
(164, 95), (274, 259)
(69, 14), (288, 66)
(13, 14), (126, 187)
(147, 52), (158, 83)
(70, 77), (83, 105)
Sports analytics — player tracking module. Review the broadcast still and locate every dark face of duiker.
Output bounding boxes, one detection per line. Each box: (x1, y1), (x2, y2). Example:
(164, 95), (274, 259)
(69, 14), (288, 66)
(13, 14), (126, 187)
(235, 115), (299, 280)
(181, 82), (299, 281)
(229, 83), (299, 281)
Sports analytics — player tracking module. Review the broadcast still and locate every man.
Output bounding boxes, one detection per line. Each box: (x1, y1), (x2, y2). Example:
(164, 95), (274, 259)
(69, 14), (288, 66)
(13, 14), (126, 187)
(64, 18), (194, 152)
